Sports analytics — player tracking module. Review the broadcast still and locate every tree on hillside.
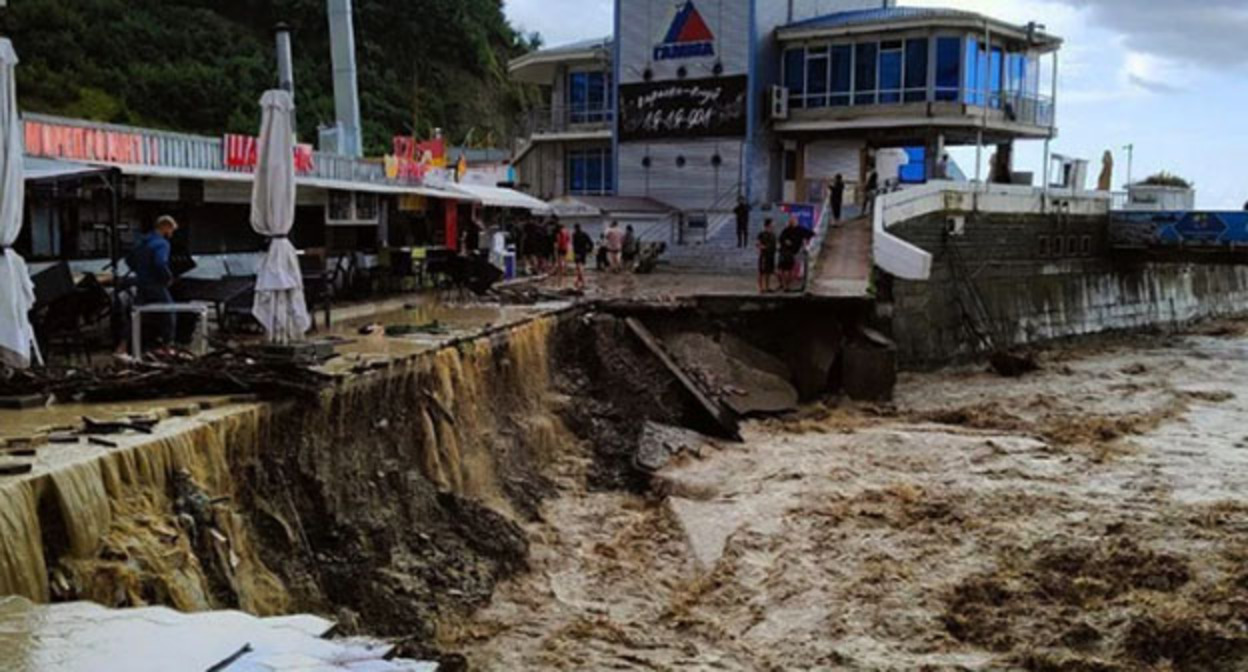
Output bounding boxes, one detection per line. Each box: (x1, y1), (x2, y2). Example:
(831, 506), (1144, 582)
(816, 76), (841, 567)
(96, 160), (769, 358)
(0, 0), (537, 153)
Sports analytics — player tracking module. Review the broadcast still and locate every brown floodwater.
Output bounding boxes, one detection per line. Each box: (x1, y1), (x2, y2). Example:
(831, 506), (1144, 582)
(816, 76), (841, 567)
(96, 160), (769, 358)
(0, 396), (236, 442)
(324, 301), (564, 372)
(451, 324), (1248, 670)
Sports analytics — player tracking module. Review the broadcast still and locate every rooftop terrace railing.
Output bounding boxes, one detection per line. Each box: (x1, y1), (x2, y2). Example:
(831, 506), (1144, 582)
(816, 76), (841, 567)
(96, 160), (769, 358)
(518, 104), (615, 138)
(22, 113), (402, 185)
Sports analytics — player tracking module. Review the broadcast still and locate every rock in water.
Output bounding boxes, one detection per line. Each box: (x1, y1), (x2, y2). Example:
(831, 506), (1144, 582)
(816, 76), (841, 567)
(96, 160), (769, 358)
(991, 351), (1041, 378)
(635, 422), (710, 472)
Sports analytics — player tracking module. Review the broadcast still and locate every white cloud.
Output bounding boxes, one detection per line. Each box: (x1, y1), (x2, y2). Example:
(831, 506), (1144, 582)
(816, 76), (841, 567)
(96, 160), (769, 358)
(504, 0), (614, 48)
(1052, 0), (1248, 68)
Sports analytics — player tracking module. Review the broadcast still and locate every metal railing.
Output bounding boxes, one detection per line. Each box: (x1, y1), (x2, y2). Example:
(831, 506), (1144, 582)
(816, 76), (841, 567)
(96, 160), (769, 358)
(518, 104), (615, 138)
(784, 90), (1054, 128)
(23, 113), (404, 185)
(998, 92), (1054, 128)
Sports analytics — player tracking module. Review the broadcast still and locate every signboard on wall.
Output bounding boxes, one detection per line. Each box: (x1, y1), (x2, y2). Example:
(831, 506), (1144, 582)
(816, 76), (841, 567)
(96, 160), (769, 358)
(654, 0), (716, 61)
(619, 75), (747, 142)
(224, 134), (315, 174)
(779, 203), (820, 231)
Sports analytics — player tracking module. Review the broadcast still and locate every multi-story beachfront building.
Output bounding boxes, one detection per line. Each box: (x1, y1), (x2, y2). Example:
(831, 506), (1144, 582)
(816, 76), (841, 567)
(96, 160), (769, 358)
(509, 0), (1061, 225)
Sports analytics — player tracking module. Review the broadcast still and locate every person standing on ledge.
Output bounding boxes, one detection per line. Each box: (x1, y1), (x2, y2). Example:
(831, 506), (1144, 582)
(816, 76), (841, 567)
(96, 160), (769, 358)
(778, 216), (814, 293)
(622, 225), (640, 272)
(605, 220), (625, 272)
(757, 218), (777, 294)
(554, 220), (571, 283)
(830, 174), (846, 223)
(734, 196), (751, 248)
(572, 223), (594, 291)
(864, 169), (880, 216)
(128, 215), (178, 351)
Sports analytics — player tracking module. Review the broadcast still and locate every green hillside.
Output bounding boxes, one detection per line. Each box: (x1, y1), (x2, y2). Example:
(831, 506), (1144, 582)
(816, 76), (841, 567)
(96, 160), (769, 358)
(0, 0), (538, 154)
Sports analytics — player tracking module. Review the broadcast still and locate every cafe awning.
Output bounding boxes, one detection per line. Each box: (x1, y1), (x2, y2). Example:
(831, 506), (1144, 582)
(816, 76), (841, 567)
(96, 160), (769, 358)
(447, 183), (551, 213)
(23, 156), (113, 184)
(72, 160), (473, 200)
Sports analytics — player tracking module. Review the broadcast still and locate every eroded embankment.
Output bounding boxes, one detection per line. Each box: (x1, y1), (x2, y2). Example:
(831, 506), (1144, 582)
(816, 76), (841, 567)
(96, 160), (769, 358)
(0, 306), (722, 664)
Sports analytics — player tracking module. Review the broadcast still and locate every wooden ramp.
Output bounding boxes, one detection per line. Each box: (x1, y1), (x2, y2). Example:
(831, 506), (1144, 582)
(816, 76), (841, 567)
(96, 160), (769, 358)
(809, 217), (873, 298)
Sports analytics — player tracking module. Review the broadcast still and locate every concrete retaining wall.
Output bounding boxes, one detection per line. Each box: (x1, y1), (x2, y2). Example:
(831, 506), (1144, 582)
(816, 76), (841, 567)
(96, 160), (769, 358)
(888, 212), (1248, 367)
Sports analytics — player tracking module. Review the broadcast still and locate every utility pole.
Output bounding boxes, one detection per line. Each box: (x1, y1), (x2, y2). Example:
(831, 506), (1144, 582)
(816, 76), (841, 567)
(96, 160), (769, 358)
(1123, 143), (1134, 188)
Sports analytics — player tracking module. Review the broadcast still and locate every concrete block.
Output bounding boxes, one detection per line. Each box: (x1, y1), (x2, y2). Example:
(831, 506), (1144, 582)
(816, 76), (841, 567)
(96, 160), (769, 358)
(843, 344), (897, 402)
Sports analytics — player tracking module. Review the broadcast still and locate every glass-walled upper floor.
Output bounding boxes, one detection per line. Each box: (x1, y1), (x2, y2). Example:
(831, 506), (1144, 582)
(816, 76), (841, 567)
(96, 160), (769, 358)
(781, 32), (1049, 124)
(567, 69), (614, 124)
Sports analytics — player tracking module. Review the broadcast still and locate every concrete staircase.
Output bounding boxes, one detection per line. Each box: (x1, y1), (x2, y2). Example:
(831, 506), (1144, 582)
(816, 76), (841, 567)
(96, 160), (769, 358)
(809, 215), (873, 298)
(661, 212), (758, 275)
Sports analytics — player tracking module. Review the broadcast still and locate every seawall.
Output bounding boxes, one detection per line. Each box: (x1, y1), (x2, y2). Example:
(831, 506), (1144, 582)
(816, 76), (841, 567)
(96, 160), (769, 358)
(886, 212), (1248, 367)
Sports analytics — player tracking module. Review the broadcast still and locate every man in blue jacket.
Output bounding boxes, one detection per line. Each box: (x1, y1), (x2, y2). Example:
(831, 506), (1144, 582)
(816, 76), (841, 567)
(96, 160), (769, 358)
(128, 215), (179, 348)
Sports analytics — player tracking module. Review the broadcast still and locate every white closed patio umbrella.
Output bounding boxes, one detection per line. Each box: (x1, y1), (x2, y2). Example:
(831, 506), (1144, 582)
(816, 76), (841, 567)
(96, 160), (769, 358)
(250, 90), (310, 343)
(0, 39), (39, 369)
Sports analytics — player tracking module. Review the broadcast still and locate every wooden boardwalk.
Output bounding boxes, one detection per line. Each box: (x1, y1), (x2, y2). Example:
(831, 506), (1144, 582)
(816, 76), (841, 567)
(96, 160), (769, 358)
(809, 217), (873, 298)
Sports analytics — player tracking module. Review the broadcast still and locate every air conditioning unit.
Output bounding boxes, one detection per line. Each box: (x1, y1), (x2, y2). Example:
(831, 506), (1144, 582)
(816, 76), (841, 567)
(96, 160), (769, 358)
(770, 86), (790, 121)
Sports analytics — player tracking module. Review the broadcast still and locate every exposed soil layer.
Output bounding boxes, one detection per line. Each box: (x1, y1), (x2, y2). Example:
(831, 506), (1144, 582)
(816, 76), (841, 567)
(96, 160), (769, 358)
(450, 320), (1248, 670)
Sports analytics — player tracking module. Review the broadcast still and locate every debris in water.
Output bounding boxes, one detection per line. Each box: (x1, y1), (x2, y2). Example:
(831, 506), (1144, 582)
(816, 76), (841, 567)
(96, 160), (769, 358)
(83, 416), (157, 435)
(0, 394), (48, 410)
(0, 347), (336, 403)
(0, 461), (33, 475)
(989, 350), (1041, 378)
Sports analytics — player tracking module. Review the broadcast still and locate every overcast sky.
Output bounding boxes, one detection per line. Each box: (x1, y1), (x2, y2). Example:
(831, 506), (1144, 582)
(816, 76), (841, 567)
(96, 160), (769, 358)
(504, 0), (1248, 208)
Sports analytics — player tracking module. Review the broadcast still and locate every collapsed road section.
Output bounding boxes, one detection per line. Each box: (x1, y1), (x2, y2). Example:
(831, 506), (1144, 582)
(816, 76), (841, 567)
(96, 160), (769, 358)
(0, 297), (885, 668)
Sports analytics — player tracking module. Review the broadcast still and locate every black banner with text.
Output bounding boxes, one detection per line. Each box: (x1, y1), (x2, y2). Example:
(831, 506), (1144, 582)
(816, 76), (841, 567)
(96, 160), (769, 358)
(619, 76), (748, 142)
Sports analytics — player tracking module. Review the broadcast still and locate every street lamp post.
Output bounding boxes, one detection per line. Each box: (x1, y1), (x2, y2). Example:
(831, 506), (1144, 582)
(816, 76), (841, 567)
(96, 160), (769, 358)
(1123, 143), (1134, 189)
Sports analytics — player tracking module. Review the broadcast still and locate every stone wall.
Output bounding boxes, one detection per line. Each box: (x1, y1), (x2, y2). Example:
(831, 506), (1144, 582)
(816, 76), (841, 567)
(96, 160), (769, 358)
(886, 211), (1248, 367)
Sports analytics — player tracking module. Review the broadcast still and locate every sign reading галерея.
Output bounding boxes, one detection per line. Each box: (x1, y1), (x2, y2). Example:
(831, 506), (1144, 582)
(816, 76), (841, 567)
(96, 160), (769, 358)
(619, 76), (747, 142)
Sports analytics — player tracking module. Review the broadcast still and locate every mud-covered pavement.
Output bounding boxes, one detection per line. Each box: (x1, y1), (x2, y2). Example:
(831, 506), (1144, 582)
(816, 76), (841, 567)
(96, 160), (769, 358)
(448, 324), (1248, 671)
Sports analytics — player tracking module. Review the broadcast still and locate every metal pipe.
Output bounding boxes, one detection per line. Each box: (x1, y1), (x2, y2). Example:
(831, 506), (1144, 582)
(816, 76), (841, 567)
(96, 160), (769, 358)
(980, 20), (990, 192)
(327, 0), (363, 157)
(275, 23), (295, 97)
(1043, 49), (1058, 198)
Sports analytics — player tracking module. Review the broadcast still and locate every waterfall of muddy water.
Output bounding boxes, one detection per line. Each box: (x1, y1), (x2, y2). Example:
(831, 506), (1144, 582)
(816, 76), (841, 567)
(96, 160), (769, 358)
(398, 315), (569, 512)
(0, 405), (288, 615)
(0, 483), (48, 602)
(2, 308), (579, 654)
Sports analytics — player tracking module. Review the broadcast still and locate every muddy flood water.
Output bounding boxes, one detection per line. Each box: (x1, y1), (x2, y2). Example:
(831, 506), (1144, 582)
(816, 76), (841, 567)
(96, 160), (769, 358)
(447, 323), (1248, 671)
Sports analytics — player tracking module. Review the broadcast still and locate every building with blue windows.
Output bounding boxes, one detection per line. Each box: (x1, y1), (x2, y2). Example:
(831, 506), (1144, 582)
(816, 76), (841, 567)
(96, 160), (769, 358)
(509, 1), (1060, 222)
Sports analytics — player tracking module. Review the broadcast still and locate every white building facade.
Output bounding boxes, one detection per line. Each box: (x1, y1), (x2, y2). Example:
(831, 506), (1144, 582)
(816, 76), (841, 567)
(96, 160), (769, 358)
(510, 0), (1060, 224)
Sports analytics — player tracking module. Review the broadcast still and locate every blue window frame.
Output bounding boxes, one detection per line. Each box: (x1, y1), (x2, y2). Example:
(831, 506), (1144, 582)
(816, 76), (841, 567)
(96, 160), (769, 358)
(853, 42), (873, 104)
(567, 71), (612, 124)
(964, 37), (979, 104)
(784, 48), (805, 109)
(830, 45), (852, 107)
(855, 42), (878, 105)
(989, 47), (1004, 108)
(879, 41), (903, 104)
(904, 38), (929, 103)
(568, 148), (613, 195)
(806, 47), (829, 108)
(935, 37), (961, 102)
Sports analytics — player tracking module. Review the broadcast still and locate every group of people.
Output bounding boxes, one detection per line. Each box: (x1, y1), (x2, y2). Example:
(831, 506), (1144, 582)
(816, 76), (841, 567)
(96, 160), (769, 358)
(756, 216), (814, 293)
(737, 164), (896, 294)
(512, 216), (642, 291)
